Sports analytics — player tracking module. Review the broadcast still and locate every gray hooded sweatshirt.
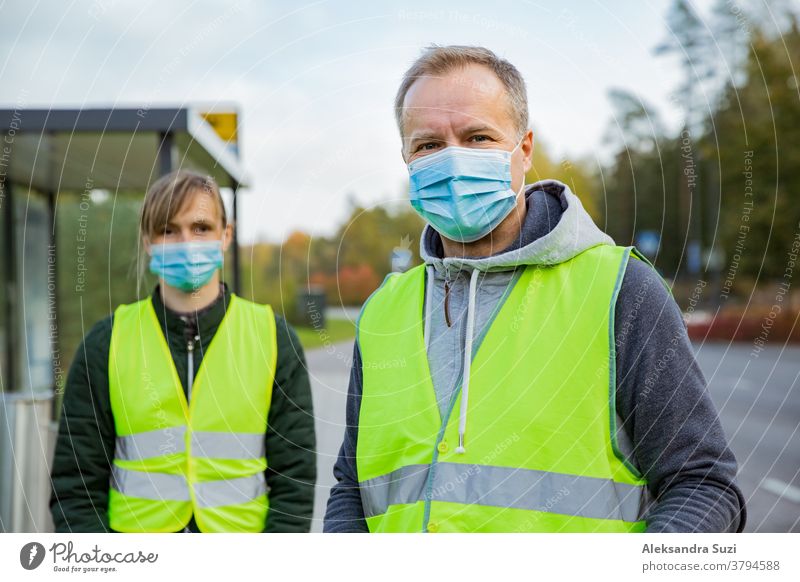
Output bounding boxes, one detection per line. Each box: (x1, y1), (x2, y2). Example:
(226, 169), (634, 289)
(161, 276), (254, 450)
(324, 179), (746, 533)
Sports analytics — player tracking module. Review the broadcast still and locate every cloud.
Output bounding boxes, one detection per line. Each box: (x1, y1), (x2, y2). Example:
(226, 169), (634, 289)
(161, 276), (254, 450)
(1, 0), (687, 242)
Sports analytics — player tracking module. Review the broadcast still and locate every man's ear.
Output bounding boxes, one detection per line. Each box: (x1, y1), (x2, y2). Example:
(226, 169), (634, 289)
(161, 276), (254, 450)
(521, 129), (534, 174)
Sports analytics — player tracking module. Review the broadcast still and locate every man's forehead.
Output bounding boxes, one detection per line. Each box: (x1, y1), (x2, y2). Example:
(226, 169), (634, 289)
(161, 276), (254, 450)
(405, 65), (505, 106)
(402, 64), (512, 135)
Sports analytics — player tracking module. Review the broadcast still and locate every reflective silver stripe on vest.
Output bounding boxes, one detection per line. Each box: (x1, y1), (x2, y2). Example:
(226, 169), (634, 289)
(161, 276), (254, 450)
(116, 427), (187, 461)
(360, 464), (430, 517)
(112, 466), (268, 508)
(111, 465), (191, 501)
(360, 462), (645, 523)
(190, 432), (266, 460)
(116, 429), (265, 461)
(194, 473), (268, 508)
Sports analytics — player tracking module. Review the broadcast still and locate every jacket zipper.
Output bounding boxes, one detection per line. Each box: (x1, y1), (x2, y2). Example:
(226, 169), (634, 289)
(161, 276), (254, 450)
(186, 335), (198, 402)
(185, 332), (200, 534)
(444, 271), (452, 327)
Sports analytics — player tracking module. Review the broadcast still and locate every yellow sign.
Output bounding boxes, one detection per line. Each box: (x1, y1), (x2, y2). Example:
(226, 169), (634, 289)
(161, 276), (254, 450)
(200, 112), (238, 145)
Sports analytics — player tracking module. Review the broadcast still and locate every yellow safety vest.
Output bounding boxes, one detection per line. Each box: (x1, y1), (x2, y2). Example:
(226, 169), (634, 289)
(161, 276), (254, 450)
(356, 244), (654, 532)
(107, 294), (276, 533)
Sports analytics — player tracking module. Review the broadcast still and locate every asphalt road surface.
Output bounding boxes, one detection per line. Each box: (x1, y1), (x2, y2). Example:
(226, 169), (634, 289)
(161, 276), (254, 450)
(307, 340), (800, 532)
(307, 340), (353, 533)
(697, 342), (800, 532)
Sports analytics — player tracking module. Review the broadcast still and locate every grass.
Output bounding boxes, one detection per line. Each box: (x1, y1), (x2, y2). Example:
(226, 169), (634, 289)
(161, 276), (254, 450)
(294, 318), (356, 351)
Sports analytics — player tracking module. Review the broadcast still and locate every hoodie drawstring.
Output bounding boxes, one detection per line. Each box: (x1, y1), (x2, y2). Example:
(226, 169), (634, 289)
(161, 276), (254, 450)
(456, 268), (480, 454)
(423, 265), (479, 455)
(424, 265), (435, 353)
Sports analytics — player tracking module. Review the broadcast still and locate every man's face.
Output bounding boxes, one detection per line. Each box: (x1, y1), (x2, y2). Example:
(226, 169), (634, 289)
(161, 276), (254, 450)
(401, 63), (533, 193)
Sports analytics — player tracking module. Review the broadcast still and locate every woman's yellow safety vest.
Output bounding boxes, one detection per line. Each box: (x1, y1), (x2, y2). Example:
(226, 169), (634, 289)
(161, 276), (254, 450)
(107, 294), (277, 533)
(356, 244), (652, 532)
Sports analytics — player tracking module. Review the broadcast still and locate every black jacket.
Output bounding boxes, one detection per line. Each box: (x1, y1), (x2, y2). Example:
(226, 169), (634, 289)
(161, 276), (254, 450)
(50, 284), (316, 532)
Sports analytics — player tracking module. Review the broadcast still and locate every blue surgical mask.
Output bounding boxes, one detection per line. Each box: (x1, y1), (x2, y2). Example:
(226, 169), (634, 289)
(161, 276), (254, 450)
(149, 241), (224, 292)
(407, 141), (523, 243)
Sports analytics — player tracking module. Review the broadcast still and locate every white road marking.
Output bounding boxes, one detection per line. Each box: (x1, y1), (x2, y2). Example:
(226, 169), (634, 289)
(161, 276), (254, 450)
(760, 478), (800, 504)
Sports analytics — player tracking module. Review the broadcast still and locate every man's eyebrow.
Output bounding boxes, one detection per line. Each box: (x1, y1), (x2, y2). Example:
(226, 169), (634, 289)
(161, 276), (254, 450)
(459, 124), (500, 135)
(407, 130), (444, 142)
(406, 124), (503, 144)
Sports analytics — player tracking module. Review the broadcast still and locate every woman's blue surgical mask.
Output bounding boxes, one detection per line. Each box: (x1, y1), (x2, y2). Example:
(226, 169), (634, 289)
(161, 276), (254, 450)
(407, 140), (524, 243)
(149, 240), (224, 292)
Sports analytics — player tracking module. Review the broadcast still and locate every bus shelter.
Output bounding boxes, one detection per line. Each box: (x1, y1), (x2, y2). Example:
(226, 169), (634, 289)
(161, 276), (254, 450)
(0, 106), (248, 531)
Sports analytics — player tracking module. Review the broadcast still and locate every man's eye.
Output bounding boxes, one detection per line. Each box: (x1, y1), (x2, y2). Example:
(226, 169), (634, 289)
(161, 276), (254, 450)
(417, 142), (440, 152)
(470, 135), (491, 143)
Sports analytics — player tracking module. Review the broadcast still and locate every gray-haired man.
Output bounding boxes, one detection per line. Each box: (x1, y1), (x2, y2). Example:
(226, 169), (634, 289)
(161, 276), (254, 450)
(324, 45), (745, 533)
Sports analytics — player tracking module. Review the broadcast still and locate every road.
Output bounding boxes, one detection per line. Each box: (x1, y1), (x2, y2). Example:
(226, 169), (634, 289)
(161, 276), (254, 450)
(306, 340), (800, 532)
(307, 339), (353, 532)
(697, 342), (800, 532)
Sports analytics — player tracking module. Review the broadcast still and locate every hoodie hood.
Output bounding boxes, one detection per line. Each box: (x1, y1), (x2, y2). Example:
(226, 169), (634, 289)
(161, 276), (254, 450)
(419, 179), (615, 276)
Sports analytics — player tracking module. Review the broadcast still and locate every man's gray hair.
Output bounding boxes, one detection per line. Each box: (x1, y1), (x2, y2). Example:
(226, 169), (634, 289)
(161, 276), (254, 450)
(394, 44), (529, 139)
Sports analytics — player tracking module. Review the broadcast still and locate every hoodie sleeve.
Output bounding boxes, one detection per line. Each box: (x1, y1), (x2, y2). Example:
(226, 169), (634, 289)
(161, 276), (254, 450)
(323, 340), (369, 532)
(614, 258), (747, 533)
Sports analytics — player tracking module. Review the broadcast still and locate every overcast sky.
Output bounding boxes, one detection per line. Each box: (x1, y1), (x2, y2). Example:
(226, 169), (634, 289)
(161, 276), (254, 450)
(1, 0), (721, 243)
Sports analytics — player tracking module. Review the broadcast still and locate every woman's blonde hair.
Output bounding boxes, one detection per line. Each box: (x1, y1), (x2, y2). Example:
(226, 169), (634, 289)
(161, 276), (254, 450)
(139, 169), (227, 242)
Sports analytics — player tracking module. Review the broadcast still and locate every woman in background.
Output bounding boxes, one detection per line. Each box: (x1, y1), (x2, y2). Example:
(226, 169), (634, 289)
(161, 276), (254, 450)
(50, 169), (316, 533)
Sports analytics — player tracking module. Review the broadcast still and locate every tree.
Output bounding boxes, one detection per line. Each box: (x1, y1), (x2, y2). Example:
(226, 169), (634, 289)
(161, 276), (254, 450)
(524, 136), (602, 221)
(710, 14), (800, 285)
